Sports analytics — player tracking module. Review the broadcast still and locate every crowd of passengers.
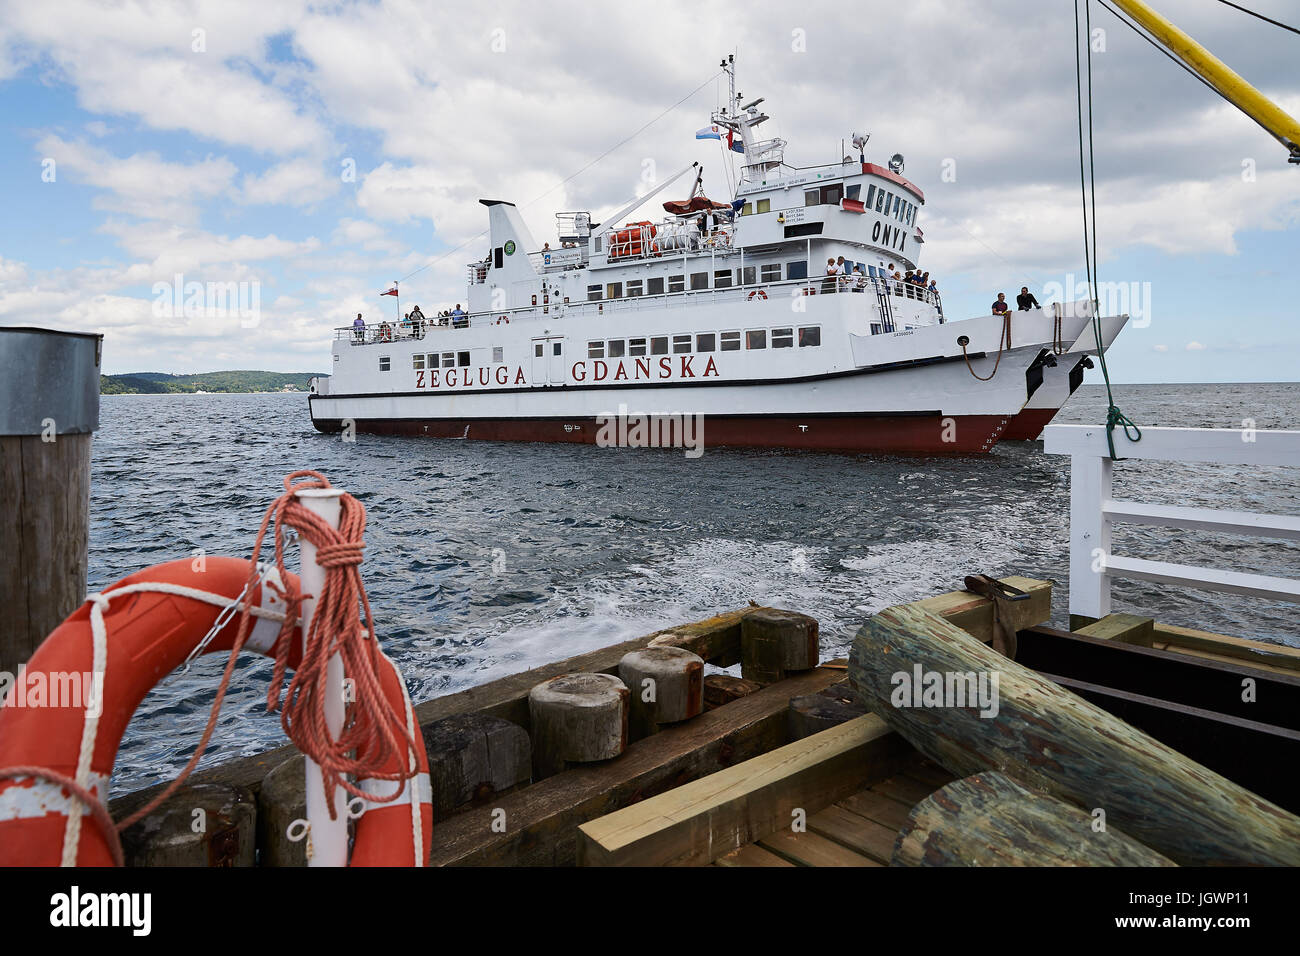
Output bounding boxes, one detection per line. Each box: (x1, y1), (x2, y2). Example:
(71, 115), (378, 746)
(352, 303), (469, 342)
(820, 257), (939, 297)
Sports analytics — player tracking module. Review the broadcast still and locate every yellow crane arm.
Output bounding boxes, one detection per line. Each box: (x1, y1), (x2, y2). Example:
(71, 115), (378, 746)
(1111, 0), (1300, 163)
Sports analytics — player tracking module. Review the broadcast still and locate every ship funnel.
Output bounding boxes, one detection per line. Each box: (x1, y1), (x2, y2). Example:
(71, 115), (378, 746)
(479, 199), (540, 284)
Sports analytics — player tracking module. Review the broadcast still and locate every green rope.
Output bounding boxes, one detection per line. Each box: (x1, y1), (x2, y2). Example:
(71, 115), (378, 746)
(1076, 0), (1139, 460)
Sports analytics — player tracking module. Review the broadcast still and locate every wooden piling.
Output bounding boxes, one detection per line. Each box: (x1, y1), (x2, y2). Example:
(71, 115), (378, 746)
(422, 712), (531, 816)
(528, 673), (629, 779)
(0, 328), (102, 676)
(618, 646), (704, 739)
(740, 608), (819, 684)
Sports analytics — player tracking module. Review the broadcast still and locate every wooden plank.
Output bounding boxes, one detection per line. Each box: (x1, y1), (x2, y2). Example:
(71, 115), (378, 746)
(430, 665), (849, 867)
(837, 790), (912, 831)
(757, 828), (881, 867)
(869, 774), (936, 808)
(1152, 622), (1300, 673)
(1074, 612), (1154, 647)
(848, 602), (1300, 865)
(807, 804), (899, 864)
(576, 714), (908, 867)
(913, 576), (1052, 646)
(894, 771), (1174, 867)
(713, 844), (794, 868)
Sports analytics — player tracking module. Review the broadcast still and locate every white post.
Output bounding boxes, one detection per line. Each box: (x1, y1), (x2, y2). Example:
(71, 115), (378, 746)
(1070, 453), (1112, 620)
(295, 486), (348, 867)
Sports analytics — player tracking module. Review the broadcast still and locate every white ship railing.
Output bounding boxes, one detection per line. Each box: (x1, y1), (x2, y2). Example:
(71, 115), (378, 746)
(1044, 424), (1300, 620)
(335, 274), (942, 343)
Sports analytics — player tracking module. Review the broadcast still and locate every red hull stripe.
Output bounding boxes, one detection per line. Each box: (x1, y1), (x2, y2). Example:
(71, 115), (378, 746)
(313, 414), (1011, 454)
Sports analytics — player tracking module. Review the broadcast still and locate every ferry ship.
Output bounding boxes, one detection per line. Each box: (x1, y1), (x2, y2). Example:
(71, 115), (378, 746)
(310, 57), (1127, 454)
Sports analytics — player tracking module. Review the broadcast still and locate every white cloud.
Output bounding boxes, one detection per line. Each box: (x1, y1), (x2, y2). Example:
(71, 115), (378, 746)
(36, 136), (237, 224)
(240, 158), (340, 207)
(1186, 341), (1207, 351)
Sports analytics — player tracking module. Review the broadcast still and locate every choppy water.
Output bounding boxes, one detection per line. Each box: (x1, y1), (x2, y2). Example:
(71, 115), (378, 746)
(87, 383), (1300, 791)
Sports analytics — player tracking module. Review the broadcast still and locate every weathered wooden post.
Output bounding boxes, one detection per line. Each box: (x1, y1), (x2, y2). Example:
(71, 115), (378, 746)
(421, 713), (531, 816)
(0, 328), (102, 676)
(618, 646), (704, 739)
(119, 783), (257, 867)
(740, 608), (819, 684)
(528, 673), (629, 779)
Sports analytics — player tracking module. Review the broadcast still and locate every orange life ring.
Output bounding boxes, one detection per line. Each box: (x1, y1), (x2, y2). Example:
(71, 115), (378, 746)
(747, 289), (768, 301)
(0, 557), (432, 867)
(377, 326), (393, 342)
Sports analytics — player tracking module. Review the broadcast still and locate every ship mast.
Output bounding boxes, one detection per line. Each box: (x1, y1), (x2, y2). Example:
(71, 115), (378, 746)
(711, 54), (786, 183)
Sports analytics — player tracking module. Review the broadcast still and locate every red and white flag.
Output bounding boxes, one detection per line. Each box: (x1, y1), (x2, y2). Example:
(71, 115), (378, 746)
(380, 287), (399, 296)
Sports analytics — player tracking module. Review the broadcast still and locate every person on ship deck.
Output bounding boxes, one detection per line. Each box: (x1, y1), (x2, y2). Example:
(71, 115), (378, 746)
(352, 313), (365, 343)
(992, 293), (1010, 315)
(1016, 287), (1041, 311)
(822, 258), (839, 294)
(451, 304), (467, 328)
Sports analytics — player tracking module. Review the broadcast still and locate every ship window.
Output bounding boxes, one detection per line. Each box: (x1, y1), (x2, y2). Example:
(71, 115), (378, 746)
(534, 344), (544, 357)
(379, 356), (391, 371)
(627, 280), (643, 297)
(714, 270), (732, 289)
(668, 274), (685, 293)
(799, 326), (822, 347)
(756, 198), (770, 214)
(651, 336), (669, 355)
(865, 185), (876, 209)
(426, 354), (437, 368)
(772, 328), (794, 348)
(412, 354), (425, 371)
(647, 277), (665, 295)
(443, 352), (456, 367)
(804, 189), (820, 206)
(673, 334), (691, 354)
(893, 196), (902, 219)
(594, 236), (602, 253)
(493, 346), (504, 363)
(606, 282), (622, 299)
(608, 339), (626, 358)
(741, 202), (752, 216)
(494, 247), (503, 270)
(822, 184), (843, 205)
(871, 323), (883, 335)
(746, 330), (766, 350)
(588, 341), (604, 359)
(629, 337), (647, 356)
(847, 184), (861, 201)
(690, 272), (709, 290)
(697, 332), (716, 352)
(587, 284), (602, 301)
(458, 351), (471, 367)
(760, 264), (781, 283)
(741, 266), (756, 286)
(720, 331), (741, 351)
(553, 342), (562, 356)
(876, 189), (888, 212)
(786, 260), (808, 280)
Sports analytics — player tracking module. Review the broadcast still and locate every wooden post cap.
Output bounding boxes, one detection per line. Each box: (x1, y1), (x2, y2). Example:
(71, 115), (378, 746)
(703, 674), (764, 709)
(528, 672), (629, 779)
(120, 783), (256, 867)
(741, 608), (820, 684)
(787, 688), (869, 741)
(618, 646), (705, 739)
(421, 712), (532, 816)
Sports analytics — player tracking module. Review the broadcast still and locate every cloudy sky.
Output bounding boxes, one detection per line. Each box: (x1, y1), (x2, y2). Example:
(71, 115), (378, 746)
(1, 0), (1297, 381)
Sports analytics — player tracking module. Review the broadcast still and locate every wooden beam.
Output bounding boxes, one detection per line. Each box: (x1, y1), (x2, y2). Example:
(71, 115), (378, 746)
(429, 665), (853, 866)
(1074, 613), (1154, 647)
(1152, 622), (1300, 674)
(848, 602), (1300, 866)
(912, 576), (1052, 645)
(576, 714), (908, 867)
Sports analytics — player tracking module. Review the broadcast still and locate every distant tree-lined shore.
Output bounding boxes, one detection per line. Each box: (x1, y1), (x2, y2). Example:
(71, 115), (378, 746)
(100, 371), (324, 394)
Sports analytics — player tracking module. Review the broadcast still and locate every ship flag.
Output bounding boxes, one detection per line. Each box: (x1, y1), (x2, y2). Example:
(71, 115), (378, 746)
(695, 125), (722, 140)
(381, 287), (399, 296)
(727, 129), (745, 154)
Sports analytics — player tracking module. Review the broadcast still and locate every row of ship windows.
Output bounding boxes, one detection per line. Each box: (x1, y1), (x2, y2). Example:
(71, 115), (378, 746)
(737, 183), (917, 225)
(587, 326), (821, 359)
(587, 257), (896, 301)
(397, 349), (508, 372)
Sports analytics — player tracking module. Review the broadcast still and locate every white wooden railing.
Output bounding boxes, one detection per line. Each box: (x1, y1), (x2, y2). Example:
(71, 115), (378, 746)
(1043, 424), (1300, 619)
